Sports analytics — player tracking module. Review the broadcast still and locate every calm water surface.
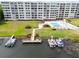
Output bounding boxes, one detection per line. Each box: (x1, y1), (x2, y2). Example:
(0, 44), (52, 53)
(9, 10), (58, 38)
(0, 39), (77, 58)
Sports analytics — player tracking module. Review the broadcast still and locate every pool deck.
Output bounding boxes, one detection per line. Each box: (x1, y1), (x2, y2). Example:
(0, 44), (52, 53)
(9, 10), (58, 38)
(39, 20), (79, 30)
(39, 20), (65, 29)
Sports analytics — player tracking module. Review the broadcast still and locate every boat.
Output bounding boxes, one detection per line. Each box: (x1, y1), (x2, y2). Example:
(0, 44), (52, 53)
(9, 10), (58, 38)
(56, 38), (64, 48)
(48, 39), (57, 48)
(5, 35), (16, 47)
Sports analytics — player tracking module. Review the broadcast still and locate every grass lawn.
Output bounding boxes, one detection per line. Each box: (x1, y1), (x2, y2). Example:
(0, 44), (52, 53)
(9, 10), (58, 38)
(66, 18), (79, 27)
(0, 21), (39, 36)
(36, 28), (79, 42)
(0, 20), (79, 42)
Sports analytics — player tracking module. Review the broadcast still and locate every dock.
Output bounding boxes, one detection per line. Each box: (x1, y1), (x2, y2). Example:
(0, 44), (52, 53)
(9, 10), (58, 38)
(22, 39), (42, 44)
(22, 29), (42, 44)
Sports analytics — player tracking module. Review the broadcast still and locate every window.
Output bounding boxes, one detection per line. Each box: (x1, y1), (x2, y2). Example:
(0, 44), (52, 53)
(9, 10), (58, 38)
(1, 2), (9, 4)
(19, 8), (23, 9)
(38, 8), (42, 9)
(26, 12), (30, 14)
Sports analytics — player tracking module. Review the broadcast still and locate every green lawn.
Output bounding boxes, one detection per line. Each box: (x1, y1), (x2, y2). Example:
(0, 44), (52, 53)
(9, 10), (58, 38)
(36, 28), (79, 42)
(66, 18), (79, 27)
(0, 21), (39, 36)
(0, 20), (79, 42)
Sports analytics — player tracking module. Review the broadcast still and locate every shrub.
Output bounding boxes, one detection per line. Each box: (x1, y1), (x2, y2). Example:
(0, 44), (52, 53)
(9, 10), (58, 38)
(52, 28), (56, 30)
(43, 24), (50, 28)
(35, 33), (39, 37)
(66, 19), (71, 22)
(25, 26), (31, 29)
(35, 33), (40, 39)
(77, 26), (79, 27)
(26, 34), (31, 38)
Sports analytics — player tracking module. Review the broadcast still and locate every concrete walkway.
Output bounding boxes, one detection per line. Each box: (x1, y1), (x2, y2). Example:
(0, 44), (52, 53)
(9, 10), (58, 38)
(31, 29), (36, 41)
(64, 22), (79, 31)
(63, 19), (79, 31)
(31, 26), (42, 41)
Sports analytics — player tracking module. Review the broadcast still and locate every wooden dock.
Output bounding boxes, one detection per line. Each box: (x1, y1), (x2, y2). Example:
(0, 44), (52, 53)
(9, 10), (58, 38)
(22, 39), (42, 44)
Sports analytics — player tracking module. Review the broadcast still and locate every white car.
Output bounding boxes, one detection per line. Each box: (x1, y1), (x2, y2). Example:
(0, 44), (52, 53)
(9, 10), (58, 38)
(5, 35), (16, 47)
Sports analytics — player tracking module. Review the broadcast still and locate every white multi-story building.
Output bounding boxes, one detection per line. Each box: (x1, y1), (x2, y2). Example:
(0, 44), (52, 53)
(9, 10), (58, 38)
(1, 1), (79, 20)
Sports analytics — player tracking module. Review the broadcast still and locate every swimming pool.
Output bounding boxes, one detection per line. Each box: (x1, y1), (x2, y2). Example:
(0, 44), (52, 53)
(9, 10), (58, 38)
(44, 21), (79, 30)
(49, 21), (61, 28)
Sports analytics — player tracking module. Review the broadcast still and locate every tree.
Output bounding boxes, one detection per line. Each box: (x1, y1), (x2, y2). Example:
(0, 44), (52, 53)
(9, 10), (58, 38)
(0, 4), (4, 21)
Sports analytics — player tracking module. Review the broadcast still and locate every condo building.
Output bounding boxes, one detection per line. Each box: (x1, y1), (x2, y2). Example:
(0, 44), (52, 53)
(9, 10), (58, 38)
(1, 1), (79, 20)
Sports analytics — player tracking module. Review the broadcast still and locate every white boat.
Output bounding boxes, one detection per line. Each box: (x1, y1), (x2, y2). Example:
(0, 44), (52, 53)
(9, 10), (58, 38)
(48, 39), (57, 48)
(5, 35), (16, 47)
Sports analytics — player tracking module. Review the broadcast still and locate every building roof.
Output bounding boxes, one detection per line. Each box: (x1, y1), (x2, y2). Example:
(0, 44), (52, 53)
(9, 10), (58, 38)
(0, 0), (79, 3)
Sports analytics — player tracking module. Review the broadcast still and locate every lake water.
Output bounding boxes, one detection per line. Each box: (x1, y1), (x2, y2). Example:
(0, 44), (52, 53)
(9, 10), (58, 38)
(0, 39), (78, 58)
